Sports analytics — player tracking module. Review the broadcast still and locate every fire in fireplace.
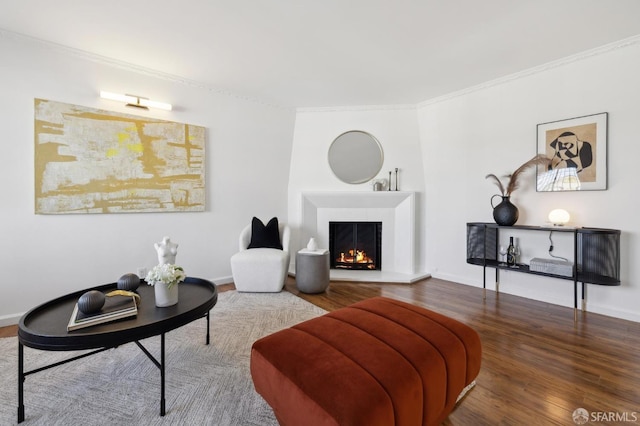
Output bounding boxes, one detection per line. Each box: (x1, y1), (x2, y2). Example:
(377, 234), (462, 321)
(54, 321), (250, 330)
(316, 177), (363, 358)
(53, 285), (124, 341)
(329, 221), (382, 270)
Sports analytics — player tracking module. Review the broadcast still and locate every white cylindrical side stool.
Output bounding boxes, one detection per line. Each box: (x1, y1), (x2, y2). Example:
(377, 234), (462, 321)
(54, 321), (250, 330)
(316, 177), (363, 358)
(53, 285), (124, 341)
(295, 249), (330, 294)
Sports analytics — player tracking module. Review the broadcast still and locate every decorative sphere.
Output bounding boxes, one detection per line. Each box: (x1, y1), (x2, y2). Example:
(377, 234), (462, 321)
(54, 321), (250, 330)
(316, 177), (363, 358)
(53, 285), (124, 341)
(117, 273), (140, 291)
(78, 290), (105, 314)
(548, 209), (570, 226)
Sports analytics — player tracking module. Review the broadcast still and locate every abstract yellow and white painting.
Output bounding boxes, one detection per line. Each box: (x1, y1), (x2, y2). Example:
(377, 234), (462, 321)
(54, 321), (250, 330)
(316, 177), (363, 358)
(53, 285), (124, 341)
(34, 99), (205, 214)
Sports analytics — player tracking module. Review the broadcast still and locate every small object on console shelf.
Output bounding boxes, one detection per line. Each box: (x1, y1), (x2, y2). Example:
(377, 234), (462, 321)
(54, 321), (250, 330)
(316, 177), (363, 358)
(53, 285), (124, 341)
(507, 236), (516, 267)
(530, 258), (574, 277)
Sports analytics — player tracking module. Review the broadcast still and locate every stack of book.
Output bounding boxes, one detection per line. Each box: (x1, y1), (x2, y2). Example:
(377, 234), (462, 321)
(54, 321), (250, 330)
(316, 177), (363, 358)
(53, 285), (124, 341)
(529, 258), (574, 277)
(67, 293), (138, 331)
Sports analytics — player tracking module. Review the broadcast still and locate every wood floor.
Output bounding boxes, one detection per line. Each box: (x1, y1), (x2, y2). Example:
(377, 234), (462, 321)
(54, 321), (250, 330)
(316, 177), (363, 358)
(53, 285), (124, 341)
(285, 277), (640, 425)
(3, 277), (639, 424)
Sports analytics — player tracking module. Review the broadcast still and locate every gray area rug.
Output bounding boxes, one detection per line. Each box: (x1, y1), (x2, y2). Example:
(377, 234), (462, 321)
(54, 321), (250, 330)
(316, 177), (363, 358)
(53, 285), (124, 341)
(0, 291), (327, 425)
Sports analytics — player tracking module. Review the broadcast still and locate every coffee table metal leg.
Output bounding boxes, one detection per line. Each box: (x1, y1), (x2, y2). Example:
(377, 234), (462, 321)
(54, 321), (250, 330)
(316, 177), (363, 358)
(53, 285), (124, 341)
(135, 338), (167, 416)
(160, 333), (165, 416)
(206, 311), (210, 345)
(18, 342), (24, 423)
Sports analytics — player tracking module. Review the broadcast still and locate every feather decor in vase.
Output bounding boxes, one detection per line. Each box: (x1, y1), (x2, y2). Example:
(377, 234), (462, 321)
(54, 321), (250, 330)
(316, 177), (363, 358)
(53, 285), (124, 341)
(486, 154), (551, 197)
(486, 154), (551, 226)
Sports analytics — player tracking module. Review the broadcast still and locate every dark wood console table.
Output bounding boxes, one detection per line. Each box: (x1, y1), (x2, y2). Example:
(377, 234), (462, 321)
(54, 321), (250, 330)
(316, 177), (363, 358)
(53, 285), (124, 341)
(466, 223), (620, 321)
(17, 277), (218, 423)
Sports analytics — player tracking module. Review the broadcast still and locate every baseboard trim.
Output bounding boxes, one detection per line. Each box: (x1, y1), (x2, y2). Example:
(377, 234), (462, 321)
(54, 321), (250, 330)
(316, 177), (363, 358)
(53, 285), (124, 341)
(432, 272), (640, 323)
(212, 275), (234, 285)
(0, 313), (22, 327)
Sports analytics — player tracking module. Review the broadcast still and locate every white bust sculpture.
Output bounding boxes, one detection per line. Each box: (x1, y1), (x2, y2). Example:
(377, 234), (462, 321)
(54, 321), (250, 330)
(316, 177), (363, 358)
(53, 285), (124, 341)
(155, 236), (178, 265)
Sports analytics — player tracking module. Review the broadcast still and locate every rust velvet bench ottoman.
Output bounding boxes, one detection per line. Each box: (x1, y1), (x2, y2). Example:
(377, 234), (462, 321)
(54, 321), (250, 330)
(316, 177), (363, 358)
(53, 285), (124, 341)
(250, 296), (482, 426)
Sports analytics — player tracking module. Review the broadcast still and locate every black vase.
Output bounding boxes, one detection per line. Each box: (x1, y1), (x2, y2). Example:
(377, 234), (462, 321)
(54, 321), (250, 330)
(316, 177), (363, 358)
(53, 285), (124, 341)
(491, 195), (519, 226)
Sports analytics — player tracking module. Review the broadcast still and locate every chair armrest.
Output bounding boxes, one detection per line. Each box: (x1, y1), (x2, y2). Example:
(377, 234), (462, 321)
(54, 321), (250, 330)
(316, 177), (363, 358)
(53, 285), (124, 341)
(280, 225), (291, 253)
(239, 224), (252, 251)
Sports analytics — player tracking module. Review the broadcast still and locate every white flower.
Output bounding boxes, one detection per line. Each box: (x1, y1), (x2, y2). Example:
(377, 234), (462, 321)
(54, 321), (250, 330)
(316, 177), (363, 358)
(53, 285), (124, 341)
(145, 264), (186, 289)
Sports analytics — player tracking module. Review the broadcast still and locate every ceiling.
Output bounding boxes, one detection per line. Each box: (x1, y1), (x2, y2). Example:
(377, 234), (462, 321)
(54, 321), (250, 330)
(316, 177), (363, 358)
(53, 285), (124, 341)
(2, 0), (640, 108)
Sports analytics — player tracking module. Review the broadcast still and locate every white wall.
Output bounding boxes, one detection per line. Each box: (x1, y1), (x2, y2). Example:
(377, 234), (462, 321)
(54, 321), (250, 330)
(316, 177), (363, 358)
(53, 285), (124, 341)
(287, 38), (640, 323)
(0, 33), (295, 324)
(287, 106), (427, 271)
(417, 39), (640, 322)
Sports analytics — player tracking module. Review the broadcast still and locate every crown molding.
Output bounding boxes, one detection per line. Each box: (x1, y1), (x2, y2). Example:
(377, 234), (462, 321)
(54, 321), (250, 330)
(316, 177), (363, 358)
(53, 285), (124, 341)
(3, 27), (639, 112)
(0, 28), (293, 111)
(417, 34), (640, 109)
(297, 34), (640, 113)
(297, 104), (417, 114)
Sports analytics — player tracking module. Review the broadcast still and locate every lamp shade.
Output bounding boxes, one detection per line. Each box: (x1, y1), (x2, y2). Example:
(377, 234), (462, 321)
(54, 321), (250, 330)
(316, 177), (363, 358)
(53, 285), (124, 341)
(548, 209), (570, 226)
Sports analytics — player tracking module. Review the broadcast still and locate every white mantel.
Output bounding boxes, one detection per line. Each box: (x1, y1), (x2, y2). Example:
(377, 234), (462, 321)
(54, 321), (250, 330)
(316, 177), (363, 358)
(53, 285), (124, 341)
(299, 191), (430, 283)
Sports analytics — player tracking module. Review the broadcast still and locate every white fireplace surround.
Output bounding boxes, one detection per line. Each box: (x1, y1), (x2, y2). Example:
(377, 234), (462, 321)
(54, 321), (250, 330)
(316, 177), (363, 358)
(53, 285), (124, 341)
(299, 191), (430, 283)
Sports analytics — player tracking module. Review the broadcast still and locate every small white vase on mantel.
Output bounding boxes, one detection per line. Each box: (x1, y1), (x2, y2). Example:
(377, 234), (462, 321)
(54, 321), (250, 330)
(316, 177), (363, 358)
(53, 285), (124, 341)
(307, 237), (318, 251)
(154, 282), (179, 307)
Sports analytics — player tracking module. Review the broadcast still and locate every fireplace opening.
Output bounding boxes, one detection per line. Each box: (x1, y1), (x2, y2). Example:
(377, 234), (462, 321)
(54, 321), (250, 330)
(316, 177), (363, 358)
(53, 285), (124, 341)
(329, 221), (382, 270)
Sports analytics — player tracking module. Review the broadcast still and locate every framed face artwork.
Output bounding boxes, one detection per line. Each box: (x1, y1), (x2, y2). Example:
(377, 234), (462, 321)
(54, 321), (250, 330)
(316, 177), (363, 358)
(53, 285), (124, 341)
(536, 112), (608, 191)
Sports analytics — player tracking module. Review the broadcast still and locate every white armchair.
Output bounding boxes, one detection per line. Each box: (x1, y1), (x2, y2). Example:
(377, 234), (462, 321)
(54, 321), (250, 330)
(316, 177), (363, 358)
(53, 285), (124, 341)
(230, 220), (291, 292)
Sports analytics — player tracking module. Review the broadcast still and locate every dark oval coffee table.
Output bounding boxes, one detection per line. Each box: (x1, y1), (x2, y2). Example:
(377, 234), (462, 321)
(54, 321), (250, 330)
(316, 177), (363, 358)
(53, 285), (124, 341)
(17, 276), (217, 423)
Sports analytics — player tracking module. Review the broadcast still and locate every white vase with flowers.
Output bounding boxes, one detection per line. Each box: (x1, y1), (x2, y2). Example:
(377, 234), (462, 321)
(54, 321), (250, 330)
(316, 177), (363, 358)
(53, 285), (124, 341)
(145, 264), (186, 307)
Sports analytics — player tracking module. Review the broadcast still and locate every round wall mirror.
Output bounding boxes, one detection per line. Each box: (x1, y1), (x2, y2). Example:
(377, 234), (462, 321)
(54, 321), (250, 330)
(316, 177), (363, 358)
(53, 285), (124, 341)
(328, 130), (384, 184)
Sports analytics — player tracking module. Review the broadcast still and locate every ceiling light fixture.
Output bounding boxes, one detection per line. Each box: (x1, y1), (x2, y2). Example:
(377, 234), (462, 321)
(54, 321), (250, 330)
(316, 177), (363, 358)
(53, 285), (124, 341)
(100, 91), (172, 111)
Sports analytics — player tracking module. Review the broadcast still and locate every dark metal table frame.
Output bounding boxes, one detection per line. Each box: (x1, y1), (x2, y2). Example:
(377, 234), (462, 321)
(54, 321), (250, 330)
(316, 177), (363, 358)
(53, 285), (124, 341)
(17, 277), (217, 423)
